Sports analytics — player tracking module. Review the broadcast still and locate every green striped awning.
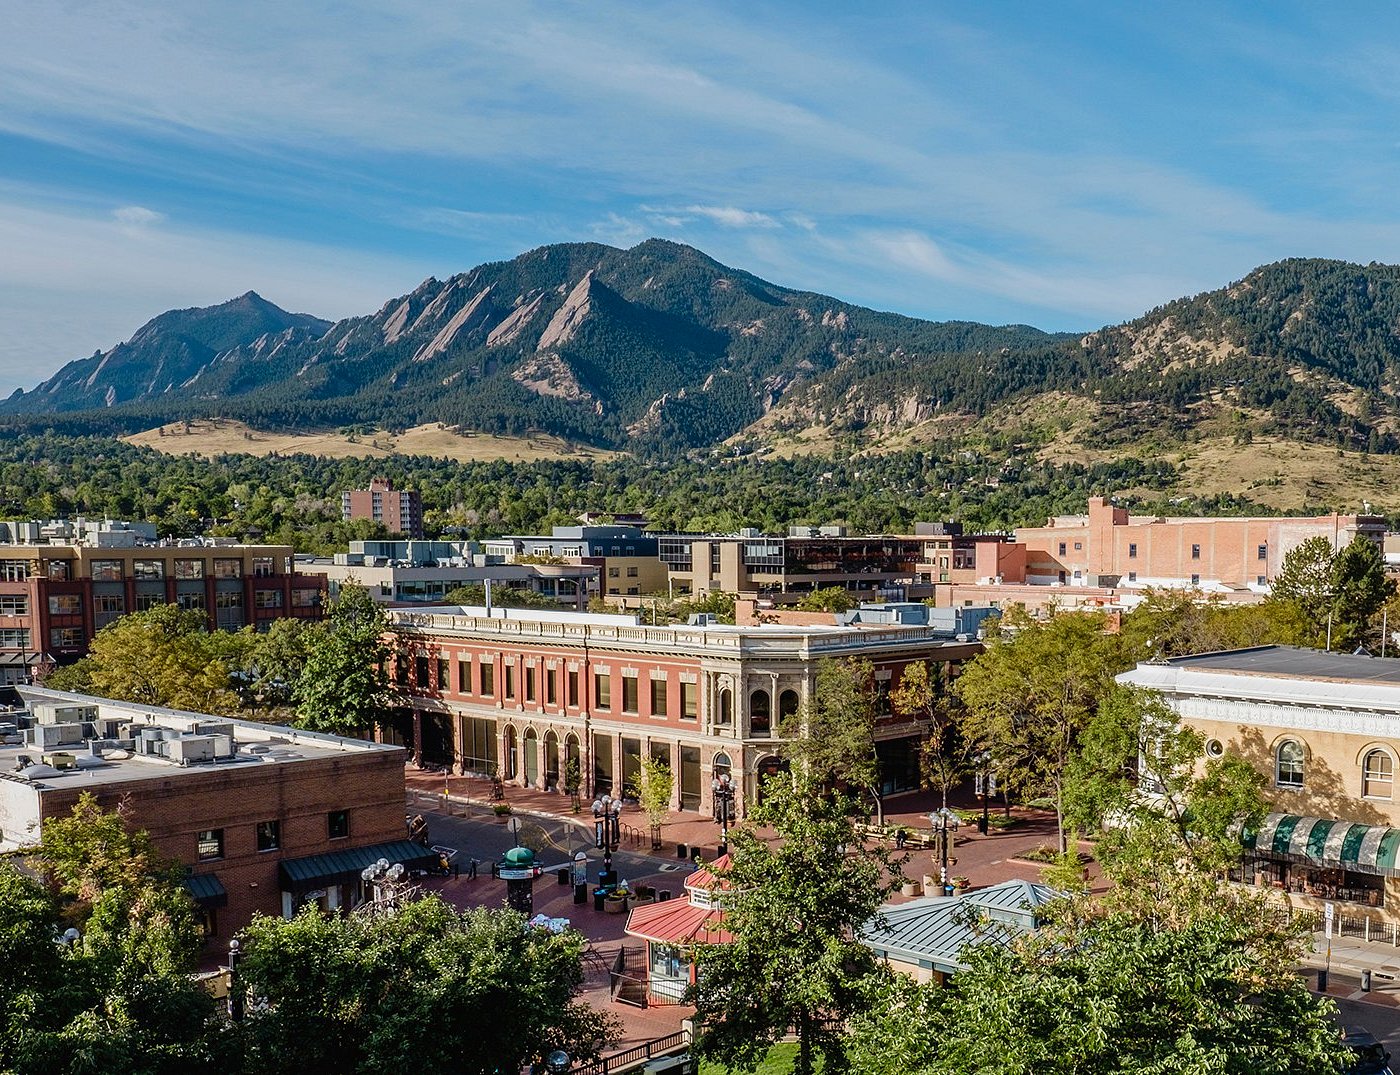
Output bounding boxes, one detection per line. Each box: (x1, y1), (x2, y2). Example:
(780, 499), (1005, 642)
(1246, 813), (1400, 877)
(182, 872), (228, 908)
(278, 840), (437, 891)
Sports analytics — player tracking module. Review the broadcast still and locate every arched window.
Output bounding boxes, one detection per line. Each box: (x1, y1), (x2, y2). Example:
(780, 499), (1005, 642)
(504, 725), (518, 781)
(1275, 739), (1305, 788)
(523, 728), (539, 787)
(717, 688), (733, 726)
(1364, 750), (1394, 800)
(712, 751), (732, 778)
(779, 689), (800, 723)
(750, 690), (772, 736)
(544, 730), (560, 791)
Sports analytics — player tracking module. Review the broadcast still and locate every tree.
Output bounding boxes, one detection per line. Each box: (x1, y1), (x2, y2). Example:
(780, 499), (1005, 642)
(846, 880), (1351, 1075)
(629, 755), (673, 848)
(690, 777), (897, 1075)
(49, 605), (240, 714)
(1, 795), (229, 1074)
(237, 900), (618, 1075)
(890, 660), (969, 810)
(240, 617), (324, 709)
(1328, 534), (1395, 650)
(795, 585), (856, 613)
(1118, 588), (1311, 661)
(442, 582), (558, 609)
(293, 584), (394, 734)
(954, 608), (1122, 852)
(1268, 535), (1335, 632)
(782, 657), (884, 823)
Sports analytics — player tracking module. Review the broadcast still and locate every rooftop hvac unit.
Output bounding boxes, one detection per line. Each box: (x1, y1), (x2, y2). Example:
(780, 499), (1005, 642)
(28, 723), (85, 749)
(167, 735), (218, 765)
(192, 721), (235, 740)
(42, 752), (77, 770)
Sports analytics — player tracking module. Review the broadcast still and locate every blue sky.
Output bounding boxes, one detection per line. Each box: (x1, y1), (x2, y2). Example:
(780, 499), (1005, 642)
(3, 2), (1400, 394)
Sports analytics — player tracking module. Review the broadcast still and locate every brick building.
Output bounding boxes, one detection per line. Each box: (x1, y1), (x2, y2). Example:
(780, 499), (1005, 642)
(341, 477), (423, 539)
(1119, 647), (1400, 923)
(0, 535), (327, 680)
(0, 686), (418, 951)
(1016, 496), (1386, 594)
(388, 605), (982, 817)
(483, 524), (667, 602)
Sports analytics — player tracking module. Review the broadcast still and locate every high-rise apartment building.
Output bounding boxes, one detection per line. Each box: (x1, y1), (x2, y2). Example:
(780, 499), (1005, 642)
(341, 478), (423, 539)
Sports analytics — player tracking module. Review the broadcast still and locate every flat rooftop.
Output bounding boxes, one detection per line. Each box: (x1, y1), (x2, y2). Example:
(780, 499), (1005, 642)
(0, 686), (401, 793)
(1164, 646), (1400, 685)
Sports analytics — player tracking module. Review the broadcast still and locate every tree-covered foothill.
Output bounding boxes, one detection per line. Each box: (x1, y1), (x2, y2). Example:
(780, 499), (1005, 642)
(235, 901), (618, 1075)
(690, 777), (898, 1075)
(293, 584), (394, 735)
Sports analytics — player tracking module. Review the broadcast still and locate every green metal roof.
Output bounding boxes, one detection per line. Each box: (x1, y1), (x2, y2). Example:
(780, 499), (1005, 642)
(182, 872), (227, 908)
(278, 840), (437, 890)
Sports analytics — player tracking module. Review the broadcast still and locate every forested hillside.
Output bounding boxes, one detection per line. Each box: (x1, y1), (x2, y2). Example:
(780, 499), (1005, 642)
(9, 249), (1400, 460)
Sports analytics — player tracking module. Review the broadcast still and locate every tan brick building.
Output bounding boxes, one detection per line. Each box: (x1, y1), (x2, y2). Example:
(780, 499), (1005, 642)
(388, 605), (982, 817)
(1017, 496), (1386, 594)
(0, 686), (415, 951)
(1120, 647), (1400, 921)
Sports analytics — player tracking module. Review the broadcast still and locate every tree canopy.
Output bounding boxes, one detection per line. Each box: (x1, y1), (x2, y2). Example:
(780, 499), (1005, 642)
(781, 657), (884, 822)
(293, 584), (395, 734)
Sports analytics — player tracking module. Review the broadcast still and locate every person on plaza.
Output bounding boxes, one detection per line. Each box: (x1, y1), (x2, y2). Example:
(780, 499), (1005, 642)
(895, 827), (908, 850)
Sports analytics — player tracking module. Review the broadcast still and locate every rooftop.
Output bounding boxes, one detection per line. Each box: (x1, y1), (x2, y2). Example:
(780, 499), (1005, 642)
(1164, 646), (1400, 685)
(0, 686), (401, 797)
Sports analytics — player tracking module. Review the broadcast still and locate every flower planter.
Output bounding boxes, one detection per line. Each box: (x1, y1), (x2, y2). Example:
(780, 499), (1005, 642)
(604, 896), (629, 914)
(901, 881), (923, 898)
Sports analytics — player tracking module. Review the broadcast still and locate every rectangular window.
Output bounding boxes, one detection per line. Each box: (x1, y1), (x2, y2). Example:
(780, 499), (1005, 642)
(174, 558), (205, 580)
(1191, 544), (1201, 560)
(252, 556), (275, 578)
(1258, 544), (1268, 561)
(133, 559), (165, 580)
(48, 594), (81, 616)
(1256, 575), (1266, 586)
(90, 560), (123, 582)
(1057, 542), (1066, 556)
(94, 594), (124, 614)
(0, 560), (28, 582)
(327, 810), (349, 840)
(437, 657), (449, 690)
(567, 669), (579, 707)
(213, 559), (242, 580)
(681, 681), (698, 720)
(415, 655), (430, 687)
(627, 566), (639, 578)
(395, 658), (409, 686)
(256, 820), (281, 852)
(47, 560), (71, 581)
(0, 594), (26, 616)
(457, 658), (471, 694)
(622, 675), (639, 714)
(1190, 574), (1200, 586)
(480, 662), (494, 696)
(1127, 571), (1137, 582)
(178, 593), (206, 612)
(1073, 542), (1082, 551)
(254, 590), (283, 609)
(49, 627), (83, 648)
(291, 589), (320, 608)
(525, 666), (536, 702)
(608, 566), (620, 578)
(134, 594), (165, 612)
(197, 829), (224, 861)
(594, 671), (611, 709)
(545, 669), (557, 706)
(1127, 543), (1137, 558)
(650, 677), (668, 717)
(0, 628), (31, 648)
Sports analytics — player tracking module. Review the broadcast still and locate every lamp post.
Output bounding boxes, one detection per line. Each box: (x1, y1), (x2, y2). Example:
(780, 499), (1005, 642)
(930, 807), (961, 893)
(974, 753), (995, 835)
(544, 1050), (573, 1074)
(227, 937), (244, 1022)
(711, 772), (736, 856)
(593, 792), (622, 885)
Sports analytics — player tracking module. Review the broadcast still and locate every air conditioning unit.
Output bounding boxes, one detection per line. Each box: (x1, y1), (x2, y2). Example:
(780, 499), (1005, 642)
(42, 752), (77, 770)
(167, 735), (217, 765)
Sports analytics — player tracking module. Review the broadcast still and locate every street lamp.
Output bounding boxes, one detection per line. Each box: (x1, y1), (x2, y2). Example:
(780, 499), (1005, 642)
(930, 807), (961, 893)
(593, 792), (622, 884)
(711, 772), (736, 855)
(227, 938), (244, 1022)
(974, 752), (996, 835)
(544, 1049), (573, 1074)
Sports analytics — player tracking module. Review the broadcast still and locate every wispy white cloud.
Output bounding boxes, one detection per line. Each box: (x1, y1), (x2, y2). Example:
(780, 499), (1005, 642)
(112, 205), (164, 228)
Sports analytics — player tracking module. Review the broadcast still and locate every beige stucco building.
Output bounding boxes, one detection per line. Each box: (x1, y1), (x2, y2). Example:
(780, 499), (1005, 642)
(1119, 647), (1400, 919)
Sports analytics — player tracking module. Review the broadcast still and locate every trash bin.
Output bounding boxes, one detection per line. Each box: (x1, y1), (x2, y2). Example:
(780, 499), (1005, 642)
(593, 889), (606, 913)
(659, 889), (672, 902)
(1317, 969), (1329, 992)
(1363, 970), (1373, 992)
(557, 868), (569, 887)
(574, 883), (587, 904)
(677, 843), (689, 859)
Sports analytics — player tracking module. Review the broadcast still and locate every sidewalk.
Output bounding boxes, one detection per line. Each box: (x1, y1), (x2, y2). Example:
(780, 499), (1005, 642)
(1301, 931), (1400, 1006)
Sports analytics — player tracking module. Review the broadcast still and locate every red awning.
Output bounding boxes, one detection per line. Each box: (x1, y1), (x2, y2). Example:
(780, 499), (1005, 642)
(625, 899), (731, 945)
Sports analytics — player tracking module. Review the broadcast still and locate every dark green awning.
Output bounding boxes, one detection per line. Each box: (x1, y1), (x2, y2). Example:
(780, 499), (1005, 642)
(183, 872), (227, 908)
(1246, 813), (1400, 877)
(278, 840), (437, 891)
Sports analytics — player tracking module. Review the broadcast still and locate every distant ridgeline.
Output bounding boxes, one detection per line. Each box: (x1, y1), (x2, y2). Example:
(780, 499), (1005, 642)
(6, 245), (1400, 457)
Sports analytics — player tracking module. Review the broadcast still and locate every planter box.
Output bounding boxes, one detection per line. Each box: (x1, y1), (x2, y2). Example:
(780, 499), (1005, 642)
(604, 897), (629, 914)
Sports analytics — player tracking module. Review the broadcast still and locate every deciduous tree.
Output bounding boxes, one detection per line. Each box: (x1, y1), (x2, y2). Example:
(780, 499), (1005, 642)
(782, 657), (884, 822)
(293, 584), (394, 734)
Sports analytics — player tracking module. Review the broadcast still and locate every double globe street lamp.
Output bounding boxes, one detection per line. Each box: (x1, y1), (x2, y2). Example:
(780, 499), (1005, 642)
(711, 772), (736, 855)
(592, 792), (623, 884)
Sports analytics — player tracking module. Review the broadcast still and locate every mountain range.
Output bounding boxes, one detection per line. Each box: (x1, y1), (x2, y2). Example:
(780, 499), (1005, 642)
(8, 241), (1400, 457)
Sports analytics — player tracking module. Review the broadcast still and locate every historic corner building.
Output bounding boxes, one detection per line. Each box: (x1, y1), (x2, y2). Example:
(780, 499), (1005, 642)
(389, 605), (983, 817)
(1119, 646), (1400, 921)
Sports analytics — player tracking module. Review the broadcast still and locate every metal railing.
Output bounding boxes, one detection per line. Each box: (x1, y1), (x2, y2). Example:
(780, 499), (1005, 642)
(573, 1029), (690, 1075)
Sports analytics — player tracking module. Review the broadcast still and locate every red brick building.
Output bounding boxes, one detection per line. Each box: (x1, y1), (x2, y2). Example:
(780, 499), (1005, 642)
(0, 686), (417, 951)
(0, 542), (327, 680)
(341, 477), (423, 539)
(388, 606), (982, 816)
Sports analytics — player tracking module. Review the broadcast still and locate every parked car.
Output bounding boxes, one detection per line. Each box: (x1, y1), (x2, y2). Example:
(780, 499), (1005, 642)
(1343, 1027), (1394, 1075)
